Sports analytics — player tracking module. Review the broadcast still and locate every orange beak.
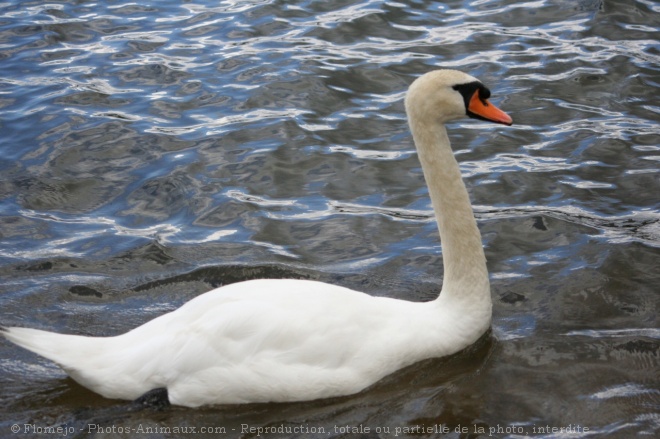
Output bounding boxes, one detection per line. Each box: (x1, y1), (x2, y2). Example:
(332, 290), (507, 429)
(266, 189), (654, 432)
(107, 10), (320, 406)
(468, 90), (513, 126)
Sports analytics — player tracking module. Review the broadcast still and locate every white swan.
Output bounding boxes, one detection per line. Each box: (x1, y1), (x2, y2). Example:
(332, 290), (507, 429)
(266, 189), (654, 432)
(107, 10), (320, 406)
(2, 70), (512, 408)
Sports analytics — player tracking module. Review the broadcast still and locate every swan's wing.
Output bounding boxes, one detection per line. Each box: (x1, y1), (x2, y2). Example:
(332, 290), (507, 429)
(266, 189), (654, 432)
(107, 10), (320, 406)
(120, 279), (423, 405)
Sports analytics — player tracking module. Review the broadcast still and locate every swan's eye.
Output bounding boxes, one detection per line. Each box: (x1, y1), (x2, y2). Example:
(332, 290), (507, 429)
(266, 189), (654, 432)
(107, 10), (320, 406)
(478, 85), (491, 101)
(452, 81), (489, 112)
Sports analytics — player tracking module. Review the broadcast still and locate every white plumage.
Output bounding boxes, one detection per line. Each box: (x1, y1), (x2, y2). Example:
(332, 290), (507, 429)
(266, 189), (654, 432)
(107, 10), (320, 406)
(3, 69), (512, 407)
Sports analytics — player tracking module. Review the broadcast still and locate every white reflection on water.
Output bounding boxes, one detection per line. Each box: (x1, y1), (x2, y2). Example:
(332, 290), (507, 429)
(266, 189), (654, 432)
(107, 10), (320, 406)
(590, 383), (660, 400)
(564, 328), (660, 339)
(1, 210), (180, 259)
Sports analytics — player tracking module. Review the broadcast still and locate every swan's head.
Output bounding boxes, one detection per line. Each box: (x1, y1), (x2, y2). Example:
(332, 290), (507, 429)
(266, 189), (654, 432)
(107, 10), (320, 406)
(405, 70), (512, 126)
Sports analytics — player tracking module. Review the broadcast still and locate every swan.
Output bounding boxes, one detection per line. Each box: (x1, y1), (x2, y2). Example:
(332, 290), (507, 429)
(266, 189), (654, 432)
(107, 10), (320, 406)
(2, 69), (512, 407)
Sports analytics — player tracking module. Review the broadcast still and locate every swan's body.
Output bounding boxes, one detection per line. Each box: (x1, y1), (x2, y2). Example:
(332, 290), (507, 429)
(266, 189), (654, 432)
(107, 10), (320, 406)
(3, 70), (512, 407)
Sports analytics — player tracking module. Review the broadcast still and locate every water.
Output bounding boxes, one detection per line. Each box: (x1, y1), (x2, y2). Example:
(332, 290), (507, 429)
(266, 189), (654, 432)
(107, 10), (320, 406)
(0, 0), (658, 437)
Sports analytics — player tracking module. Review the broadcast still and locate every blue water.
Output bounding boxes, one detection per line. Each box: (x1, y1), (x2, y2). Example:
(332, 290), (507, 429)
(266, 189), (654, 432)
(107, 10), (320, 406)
(1, 0), (658, 437)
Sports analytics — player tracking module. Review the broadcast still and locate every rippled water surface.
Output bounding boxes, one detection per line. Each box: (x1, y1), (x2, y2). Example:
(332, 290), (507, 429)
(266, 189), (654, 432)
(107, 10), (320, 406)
(1, 0), (659, 437)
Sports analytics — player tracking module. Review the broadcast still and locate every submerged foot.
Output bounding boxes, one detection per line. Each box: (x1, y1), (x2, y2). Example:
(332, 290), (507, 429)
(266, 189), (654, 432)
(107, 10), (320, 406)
(133, 387), (170, 409)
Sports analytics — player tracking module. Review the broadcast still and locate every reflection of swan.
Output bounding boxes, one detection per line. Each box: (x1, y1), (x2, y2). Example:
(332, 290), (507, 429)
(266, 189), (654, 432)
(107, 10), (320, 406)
(2, 70), (512, 407)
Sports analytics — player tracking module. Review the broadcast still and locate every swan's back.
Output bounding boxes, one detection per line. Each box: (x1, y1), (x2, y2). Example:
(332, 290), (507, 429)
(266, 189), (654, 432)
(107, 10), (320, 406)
(137, 279), (451, 406)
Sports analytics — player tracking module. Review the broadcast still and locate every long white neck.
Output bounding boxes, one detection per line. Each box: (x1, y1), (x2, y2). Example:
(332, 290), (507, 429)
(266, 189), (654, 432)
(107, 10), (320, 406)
(409, 119), (490, 303)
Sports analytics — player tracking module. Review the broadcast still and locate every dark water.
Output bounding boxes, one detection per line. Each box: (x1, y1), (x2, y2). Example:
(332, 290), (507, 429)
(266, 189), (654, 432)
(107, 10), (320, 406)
(1, 0), (658, 437)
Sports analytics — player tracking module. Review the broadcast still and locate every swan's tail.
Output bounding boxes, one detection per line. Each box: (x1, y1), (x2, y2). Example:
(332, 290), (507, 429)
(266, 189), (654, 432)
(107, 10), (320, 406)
(2, 326), (99, 370)
(3, 326), (156, 401)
